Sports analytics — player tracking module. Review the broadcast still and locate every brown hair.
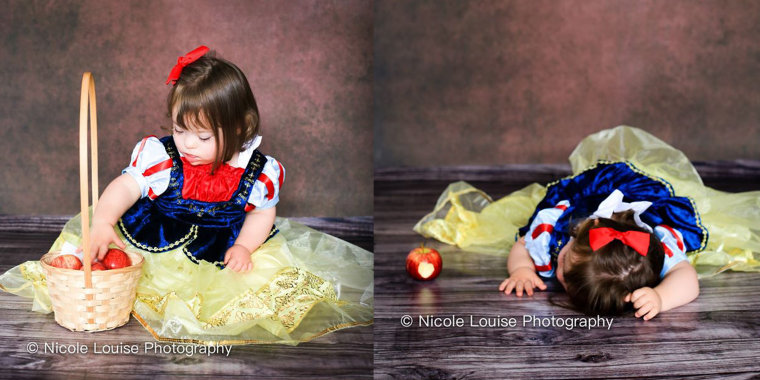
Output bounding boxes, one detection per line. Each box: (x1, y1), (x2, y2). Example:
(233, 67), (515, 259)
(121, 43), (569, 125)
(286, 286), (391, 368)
(562, 211), (665, 316)
(167, 50), (260, 173)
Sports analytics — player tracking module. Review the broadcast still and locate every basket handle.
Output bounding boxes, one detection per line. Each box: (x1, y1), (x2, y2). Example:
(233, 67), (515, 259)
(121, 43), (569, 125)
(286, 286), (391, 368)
(79, 72), (99, 288)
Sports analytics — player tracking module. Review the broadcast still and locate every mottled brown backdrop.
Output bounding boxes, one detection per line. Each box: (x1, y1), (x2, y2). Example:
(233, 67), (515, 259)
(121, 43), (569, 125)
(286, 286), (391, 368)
(375, 0), (760, 167)
(0, 0), (372, 217)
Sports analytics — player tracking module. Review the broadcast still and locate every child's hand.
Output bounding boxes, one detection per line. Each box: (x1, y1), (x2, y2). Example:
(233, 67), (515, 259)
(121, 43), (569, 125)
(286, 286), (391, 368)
(625, 287), (662, 321)
(224, 244), (253, 273)
(498, 267), (547, 296)
(89, 221), (126, 262)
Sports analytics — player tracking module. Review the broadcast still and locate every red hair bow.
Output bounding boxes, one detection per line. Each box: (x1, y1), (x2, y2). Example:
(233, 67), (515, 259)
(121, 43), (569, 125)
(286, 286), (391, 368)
(165, 45), (210, 85)
(589, 227), (651, 256)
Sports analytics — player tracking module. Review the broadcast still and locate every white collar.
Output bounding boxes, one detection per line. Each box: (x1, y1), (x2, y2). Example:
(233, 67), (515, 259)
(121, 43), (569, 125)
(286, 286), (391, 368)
(236, 135), (262, 167)
(589, 189), (653, 232)
(176, 135), (261, 168)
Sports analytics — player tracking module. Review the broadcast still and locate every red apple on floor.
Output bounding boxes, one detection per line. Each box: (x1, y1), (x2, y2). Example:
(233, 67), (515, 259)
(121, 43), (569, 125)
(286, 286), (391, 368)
(50, 254), (83, 270)
(102, 249), (131, 270)
(406, 244), (442, 281)
(91, 262), (107, 271)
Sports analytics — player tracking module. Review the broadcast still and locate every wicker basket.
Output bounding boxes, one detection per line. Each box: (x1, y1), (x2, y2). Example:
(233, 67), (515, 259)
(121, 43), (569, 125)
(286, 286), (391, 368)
(40, 250), (143, 331)
(40, 72), (144, 332)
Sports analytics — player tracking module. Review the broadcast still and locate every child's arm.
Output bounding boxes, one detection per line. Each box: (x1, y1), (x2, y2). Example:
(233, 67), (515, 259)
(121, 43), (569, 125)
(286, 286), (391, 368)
(498, 237), (547, 296)
(89, 174), (142, 260)
(223, 206), (277, 273)
(625, 260), (699, 320)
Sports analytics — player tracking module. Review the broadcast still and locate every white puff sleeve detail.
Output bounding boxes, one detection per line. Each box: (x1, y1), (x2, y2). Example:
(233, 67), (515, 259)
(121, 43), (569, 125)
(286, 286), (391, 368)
(654, 225), (688, 278)
(246, 156), (284, 210)
(524, 200), (570, 277)
(122, 136), (172, 200)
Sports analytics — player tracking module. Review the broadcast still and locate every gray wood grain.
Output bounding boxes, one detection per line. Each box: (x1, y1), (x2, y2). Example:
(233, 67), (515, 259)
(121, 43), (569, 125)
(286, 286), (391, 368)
(374, 163), (760, 379)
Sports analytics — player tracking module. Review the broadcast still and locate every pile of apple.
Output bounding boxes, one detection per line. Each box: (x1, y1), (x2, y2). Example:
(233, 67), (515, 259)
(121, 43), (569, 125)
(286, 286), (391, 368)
(50, 248), (132, 271)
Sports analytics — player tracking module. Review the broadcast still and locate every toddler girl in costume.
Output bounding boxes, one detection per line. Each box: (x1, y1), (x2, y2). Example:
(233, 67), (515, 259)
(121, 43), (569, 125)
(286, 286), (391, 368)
(0, 46), (373, 345)
(415, 126), (760, 318)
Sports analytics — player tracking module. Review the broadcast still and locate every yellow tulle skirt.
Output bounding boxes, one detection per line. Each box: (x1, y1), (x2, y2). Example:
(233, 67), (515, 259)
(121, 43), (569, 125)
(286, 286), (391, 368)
(414, 126), (760, 275)
(0, 217), (373, 345)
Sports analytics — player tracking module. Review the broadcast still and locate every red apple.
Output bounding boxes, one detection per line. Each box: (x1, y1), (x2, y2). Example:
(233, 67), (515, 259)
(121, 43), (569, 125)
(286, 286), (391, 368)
(102, 249), (131, 270)
(406, 245), (442, 281)
(91, 262), (107, 271)
(50, 254), (83, 270)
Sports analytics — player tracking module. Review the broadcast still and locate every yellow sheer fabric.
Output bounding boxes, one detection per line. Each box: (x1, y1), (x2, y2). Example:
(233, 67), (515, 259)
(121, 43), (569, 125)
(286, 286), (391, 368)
(0, 217), (373, 345)
(415, 126), (760, 274)
(413, 182), (546, 255)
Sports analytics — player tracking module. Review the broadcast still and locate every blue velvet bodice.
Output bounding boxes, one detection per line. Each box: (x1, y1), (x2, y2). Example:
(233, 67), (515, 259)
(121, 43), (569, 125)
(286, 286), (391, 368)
(118, 136), (275, 266)
(518, 161), (708, 261)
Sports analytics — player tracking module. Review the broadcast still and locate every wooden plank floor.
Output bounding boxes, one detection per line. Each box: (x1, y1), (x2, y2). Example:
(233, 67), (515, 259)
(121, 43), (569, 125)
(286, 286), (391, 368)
(374, 162), (760, 379)
(0, 216), (373, 379)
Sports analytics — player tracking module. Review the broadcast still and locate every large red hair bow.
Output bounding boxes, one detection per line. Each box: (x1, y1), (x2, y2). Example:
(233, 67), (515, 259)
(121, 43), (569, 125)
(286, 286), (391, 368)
(166, 45), (210, 85)
(589, 227), (651, 256)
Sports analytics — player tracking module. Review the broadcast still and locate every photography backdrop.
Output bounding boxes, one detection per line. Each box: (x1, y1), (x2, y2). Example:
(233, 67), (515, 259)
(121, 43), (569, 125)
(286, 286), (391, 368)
(0, 0), (372, 217)
(375, 0), (760, 167)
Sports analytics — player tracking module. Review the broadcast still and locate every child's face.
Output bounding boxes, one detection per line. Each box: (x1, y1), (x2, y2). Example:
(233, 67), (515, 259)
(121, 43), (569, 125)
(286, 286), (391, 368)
(172, 110), (221, 166)
(556, 238), (574, 290)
